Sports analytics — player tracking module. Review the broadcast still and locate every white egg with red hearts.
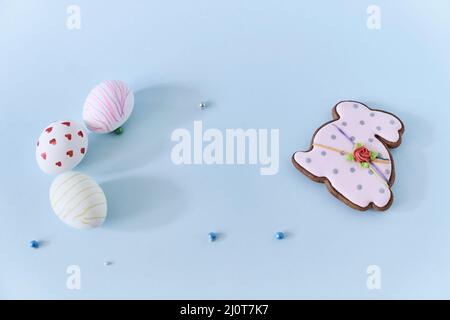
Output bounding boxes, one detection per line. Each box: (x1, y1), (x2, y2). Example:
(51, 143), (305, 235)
(50, 171), (107, 229)
(36, 120), (88, 175)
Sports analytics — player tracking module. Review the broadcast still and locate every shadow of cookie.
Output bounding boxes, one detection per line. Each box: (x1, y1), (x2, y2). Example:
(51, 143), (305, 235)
(389, 110), (433, 213)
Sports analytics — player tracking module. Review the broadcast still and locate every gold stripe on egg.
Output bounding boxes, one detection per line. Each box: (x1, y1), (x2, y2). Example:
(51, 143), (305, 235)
(58, 186), (100, 215)
(51, 177), (92, 206)
(62, 191), (104, 219)
(82, 216), (106, 224)
(73, 202), (106, 220)
(50, 172), (82, 199)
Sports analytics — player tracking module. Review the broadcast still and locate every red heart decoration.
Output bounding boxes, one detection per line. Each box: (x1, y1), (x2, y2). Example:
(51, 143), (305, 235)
(66, 150), (74, 157)
(77, 130), (84, 138)
(55, 161), (62, 167)
(45, 127), (53, 133)
(41, 152), (46, 160)
(65, 134), (72, 140)
(62, 121), (71, 127)
(49, 138), (57, 145)
(80, 147), (86, 154)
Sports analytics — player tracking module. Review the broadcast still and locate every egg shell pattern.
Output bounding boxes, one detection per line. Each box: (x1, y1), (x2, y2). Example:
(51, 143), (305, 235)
(50, 171), (107, 229)
(36, 120), (88, 175)
(82, 80), (134, 133)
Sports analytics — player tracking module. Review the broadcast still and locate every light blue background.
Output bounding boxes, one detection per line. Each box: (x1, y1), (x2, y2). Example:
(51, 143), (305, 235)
(0, 0), (449, 299)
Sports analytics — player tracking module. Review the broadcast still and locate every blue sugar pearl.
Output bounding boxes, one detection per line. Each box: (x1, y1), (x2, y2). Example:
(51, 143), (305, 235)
(208, 232), (217, 242)
(30, 240), (39, 249)
(275, 232), (285, 240)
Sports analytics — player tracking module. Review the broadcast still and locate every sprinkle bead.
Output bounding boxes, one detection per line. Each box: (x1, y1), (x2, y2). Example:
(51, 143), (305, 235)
(114, 127), (124, 135)
(275, 232), (285, 240)
(30, 240), (39, 249)
(208, 232), (217, 242)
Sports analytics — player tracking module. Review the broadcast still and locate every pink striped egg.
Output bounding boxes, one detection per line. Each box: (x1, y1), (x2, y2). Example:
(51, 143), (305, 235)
(82, 80), (134, 133)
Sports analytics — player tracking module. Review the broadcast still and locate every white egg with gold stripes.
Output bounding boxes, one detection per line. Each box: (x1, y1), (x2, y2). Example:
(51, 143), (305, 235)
(50, 171), (107, 229)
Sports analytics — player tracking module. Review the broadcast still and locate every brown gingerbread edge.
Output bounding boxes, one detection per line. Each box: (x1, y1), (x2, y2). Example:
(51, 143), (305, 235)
(292, 100), (405, 212)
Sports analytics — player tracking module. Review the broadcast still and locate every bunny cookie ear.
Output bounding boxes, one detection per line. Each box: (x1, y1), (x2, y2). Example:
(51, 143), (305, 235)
(334, 101), (371, 119)
(333, 101), (404, 148)
(368, 109), (404, 147)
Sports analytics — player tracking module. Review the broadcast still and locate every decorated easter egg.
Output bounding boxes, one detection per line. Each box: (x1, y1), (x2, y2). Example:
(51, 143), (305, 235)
(82, 80), (134, 133)
(50, 171), (107, 229)
(36, 120), (88, 175)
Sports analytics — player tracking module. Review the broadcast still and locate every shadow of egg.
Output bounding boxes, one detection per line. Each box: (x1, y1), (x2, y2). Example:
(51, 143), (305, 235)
(79, 83), (203, 174)
(100, 175), (185, 231)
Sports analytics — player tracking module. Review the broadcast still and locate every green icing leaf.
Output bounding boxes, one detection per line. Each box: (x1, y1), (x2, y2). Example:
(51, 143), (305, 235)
(370, 151), (378, 161)
(347, 154), (355, 161)
(356, 143), (363, 148)
(360, 162), (369, 168)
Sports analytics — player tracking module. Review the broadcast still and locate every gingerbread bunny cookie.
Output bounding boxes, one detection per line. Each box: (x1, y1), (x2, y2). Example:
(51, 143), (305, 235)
(292, 101), (404, 211)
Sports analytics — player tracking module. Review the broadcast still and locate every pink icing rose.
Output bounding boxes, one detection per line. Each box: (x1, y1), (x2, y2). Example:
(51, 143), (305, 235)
(353, 146), (371, 163)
